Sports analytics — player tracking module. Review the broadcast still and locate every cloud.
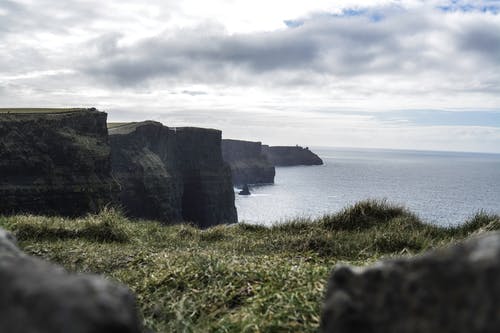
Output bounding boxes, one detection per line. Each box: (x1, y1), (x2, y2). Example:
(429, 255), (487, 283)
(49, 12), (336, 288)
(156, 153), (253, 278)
(78, 6), (500, 98)
(1, 0), (500, 152)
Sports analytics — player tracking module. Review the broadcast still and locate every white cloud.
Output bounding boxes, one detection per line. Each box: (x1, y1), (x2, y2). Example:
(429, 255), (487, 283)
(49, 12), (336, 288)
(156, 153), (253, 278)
(0, 0), (499, 152)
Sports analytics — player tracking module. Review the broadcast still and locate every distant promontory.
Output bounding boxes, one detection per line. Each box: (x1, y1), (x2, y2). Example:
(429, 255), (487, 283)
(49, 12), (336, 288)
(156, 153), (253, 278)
(262, 145), (323, 166)
(221, 139), (275, 186)
(222, 139), (323, 186)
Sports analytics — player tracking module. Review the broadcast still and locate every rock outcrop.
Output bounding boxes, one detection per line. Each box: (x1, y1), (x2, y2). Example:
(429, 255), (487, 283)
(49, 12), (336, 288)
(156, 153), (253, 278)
(110, 121), (237, 227)
(321, 232), (500, 333)
(0, 108), (116, 217)
(262, 145), (323, 166)
(221, 139), (275, 186)
(0, 227), (142, 333)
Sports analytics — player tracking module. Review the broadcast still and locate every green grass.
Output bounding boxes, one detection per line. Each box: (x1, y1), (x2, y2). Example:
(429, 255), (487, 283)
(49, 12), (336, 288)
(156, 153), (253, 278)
(0, 108), (87, 114)
(107, 122), (135, 129)
(0, 199), (498, 332)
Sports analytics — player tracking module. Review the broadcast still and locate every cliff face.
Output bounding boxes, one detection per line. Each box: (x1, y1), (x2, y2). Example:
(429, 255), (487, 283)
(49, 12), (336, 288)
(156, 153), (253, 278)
(0, 109), (116, 216)
(109, 122), (183, 223)
(262, 145), (323, 166)
(110, 122), (237, 227)
(221, 139), (275, 186)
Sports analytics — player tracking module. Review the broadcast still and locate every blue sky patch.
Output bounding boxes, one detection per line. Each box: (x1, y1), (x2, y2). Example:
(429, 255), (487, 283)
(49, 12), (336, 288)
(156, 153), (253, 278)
(376, 110), (500, 127)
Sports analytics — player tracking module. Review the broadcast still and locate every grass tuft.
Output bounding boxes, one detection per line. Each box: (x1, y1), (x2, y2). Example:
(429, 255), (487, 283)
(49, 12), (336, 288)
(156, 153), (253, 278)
(320, 199), (418, 231)
(12, 207), (129, 243)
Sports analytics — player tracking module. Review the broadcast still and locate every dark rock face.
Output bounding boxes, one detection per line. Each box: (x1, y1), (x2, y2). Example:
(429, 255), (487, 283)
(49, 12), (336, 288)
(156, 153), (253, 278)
(221, 139), (275, 186)
(109, 121), (183, 222)
(173, 127), (237, 227)
(110, 121), (237, 227)
(0, 228), (142, 333)
(321, 232), (500, 333)
(0, 109), (116, 217)
(262, 145), (323, 166)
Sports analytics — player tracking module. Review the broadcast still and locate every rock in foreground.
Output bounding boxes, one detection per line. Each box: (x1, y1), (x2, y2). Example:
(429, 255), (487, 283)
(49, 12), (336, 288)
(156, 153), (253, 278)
(262, 145), (323, 166)
(321, 232), (500, 333)
(0, 228), (142, 333)
(0, 108), (116, 216)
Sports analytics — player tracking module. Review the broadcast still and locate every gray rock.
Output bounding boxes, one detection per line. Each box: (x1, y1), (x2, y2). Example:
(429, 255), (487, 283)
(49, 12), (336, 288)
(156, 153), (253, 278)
(321, 232), (500, 333)
(0, 228), (21, 256)
(0, 228), (142, 333)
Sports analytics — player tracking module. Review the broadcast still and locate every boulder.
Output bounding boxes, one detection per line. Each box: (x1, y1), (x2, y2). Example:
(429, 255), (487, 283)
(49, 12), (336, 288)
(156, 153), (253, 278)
(0, 228), (142, 333)
(321, 232), (500, 333)
(262, 145), (323, 166)
(221, 139), (275, 185)
(0, 108), (116, 216)
(110, 121), (237, 227)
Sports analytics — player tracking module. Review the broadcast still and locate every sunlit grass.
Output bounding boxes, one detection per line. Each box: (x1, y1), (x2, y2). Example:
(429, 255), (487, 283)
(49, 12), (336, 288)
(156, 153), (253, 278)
(0, 200), (498, 332)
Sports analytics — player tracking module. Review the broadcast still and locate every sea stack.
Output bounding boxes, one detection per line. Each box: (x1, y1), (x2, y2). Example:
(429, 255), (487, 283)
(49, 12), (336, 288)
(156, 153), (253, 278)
(238, 184), (251, 195)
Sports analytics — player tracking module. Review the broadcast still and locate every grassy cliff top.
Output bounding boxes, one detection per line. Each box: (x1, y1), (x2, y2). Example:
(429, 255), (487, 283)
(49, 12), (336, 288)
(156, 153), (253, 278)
(1, 200), (498, 332)
(108, 121), (221, 135)
(107, 122), (135, 129)
(0, 108), (92, 114)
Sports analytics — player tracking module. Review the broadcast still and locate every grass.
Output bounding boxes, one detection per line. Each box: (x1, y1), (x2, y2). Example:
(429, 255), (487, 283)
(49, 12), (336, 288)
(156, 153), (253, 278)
(0, 199), (498, 332)
(108, 122), (135, 129)
(0, 108), (88, 114)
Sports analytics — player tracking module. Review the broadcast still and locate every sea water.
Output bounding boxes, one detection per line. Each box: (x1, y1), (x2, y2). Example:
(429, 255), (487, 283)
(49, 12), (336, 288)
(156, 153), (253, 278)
(235, 147), (500, 226)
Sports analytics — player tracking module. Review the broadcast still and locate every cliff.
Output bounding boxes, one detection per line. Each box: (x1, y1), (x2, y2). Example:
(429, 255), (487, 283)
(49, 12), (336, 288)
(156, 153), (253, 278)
(262, 145), (323, 166)
(109, 121), (237, 227)
(221, 139), (275, 186)
(0, 108), (116, 216)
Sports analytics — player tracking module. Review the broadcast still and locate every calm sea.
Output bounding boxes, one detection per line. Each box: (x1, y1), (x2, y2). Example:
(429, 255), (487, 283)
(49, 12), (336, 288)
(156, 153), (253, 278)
(235, 147), (500, 226)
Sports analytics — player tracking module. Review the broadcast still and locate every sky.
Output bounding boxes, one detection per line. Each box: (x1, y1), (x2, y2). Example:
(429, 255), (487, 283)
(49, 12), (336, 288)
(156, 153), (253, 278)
(1, 0), (499, 153)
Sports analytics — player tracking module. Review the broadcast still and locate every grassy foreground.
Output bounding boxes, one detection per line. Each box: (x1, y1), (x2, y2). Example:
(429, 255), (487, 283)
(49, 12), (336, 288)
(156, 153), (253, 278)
(0, 200), (499, 332)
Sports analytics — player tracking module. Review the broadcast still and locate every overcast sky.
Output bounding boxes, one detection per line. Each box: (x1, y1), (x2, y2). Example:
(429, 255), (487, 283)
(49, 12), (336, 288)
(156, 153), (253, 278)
(1, 0), (499, 153)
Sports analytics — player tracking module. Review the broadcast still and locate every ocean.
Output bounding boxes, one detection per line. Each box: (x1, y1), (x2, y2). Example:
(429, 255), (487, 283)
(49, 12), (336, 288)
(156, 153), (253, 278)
(235, 147), (500, 226)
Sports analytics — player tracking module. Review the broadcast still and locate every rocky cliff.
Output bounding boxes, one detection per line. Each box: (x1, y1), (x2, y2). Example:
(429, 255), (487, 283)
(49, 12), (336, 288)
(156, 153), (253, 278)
(221, 139), (275, 186)
(0, 108), (116, 216)
(110, 121), (237, 227)
(262, 145), (323, 166)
